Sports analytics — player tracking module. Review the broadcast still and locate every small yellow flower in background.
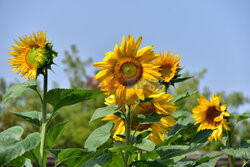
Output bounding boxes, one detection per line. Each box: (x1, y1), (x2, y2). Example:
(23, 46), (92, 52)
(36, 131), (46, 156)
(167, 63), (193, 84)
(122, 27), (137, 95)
(93, 35), (161, 105)
(9, 31), (57, 80)
(102, 90), (176, 145)
(153, 50), (181, 83)
(192, 93), (230, 141)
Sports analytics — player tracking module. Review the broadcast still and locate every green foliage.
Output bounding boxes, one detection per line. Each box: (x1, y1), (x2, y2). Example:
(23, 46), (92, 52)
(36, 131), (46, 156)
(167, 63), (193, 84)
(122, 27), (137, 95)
(46, 122), (68, 149)
(1, 80), (37, 105)
(221, 140), (250, 159)
(46, 88), (103, 112)
(11, 111), (51, 127)
(170, 90), (197, 103)
(136, 113), (166, 124)
(0, 126), (41, 165)
(237, 112), (250, 122)
(81, 153), (111, 167)
(85, 123), (114, 151)
(90, 104), (120, 122)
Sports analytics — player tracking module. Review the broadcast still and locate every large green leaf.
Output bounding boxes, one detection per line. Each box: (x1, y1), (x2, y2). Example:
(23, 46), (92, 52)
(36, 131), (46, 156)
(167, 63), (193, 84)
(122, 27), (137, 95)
(136, 113), (166, 124)
(136, 139), (155, 152)
(170, 91), (197, 103)
(1, 81), (37, 105)
(132, 160), (166, 167)
(85, 123), (113, 152)
(9, 156), (33, 167)
(221, 140), (250, 159)
(46, 122), (68, 149)
(0, 126), (41, 166)
(46, 88), (103, 112)
(90, 104), (120, 122)
(157, 130), (212, 164)
(81, 153), (111, 167)
(237, 112), (250, 122)
(55, 148), (94, 167)
(11, 111), (51, 127)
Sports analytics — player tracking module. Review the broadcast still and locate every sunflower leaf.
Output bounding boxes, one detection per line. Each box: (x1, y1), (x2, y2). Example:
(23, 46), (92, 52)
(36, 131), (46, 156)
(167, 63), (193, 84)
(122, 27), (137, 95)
(90, 104), (121, 122)
(46, 122), (68, 149)
(11, 111), (51, 127)
(136, 113), (166, 124)
(46, 88), (103, 112)
(1, 81), (37, 105)
(80, 153), (111, 167)
(0, 126), (41, 166)
(173, 76), (193, 83)
(170, 90), (197, 103)
(237, 112), (250, 122)
(221, 140), (250, 159)
(84, 123), (114, 152)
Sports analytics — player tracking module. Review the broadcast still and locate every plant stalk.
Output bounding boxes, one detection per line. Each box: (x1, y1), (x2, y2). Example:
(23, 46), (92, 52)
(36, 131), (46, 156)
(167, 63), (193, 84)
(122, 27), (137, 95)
(39, 69), (48, 167)
(124, 105), (131, 167)
(227, 130), (235, 167)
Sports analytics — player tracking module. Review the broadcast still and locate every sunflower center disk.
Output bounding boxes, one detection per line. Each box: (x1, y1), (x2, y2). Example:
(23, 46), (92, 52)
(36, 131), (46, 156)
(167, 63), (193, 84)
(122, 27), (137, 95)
(131, 102), (155, 131)
(161, 65), (172, 78)
(115, 58), (142, 86)
(26, 47), (49, 68)
(206, 106), (221, 123)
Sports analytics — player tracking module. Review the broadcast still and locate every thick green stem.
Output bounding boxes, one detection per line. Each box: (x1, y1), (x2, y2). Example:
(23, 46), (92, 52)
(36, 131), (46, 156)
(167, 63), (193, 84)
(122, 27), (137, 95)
(124, 105), (131, 167)
(39, 69), (48, 167)
(227, 130), (235, 167)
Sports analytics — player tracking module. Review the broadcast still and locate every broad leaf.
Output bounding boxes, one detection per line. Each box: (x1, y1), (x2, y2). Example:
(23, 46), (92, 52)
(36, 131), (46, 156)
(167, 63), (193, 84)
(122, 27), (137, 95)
(85, 123), (113, 152)
(90, 104), (120, 122)
(1, 81), (37, 105)
(0, 126), (41, 166)
(46, 122), (68, 149)
(56, 148), (94, 167)
(237, 112), (250, 122)
(221, 140), (250, 159)
(136, 113), (166, 124)
(11, 111), (51, 127)
(46, 88), (103, 112)
(81, 153), (111, 167)
(135, 130), (152, 143)
(9, 156), (33, 167)
(136, 139), (155, 152)
(157, 130), (212, 164)
(132, 160), (166, 167)
(170, 91), (197, 103)
(174, 77), (192, 83)
(194, 153), (221, 167)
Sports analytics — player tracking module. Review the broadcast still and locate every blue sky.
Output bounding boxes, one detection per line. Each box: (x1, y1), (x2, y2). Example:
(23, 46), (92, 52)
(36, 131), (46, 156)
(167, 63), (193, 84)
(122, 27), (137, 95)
(0, 0), (249, 111)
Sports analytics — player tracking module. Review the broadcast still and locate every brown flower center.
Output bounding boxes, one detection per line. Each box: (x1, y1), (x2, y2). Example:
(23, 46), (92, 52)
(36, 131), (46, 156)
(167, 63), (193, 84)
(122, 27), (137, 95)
(114, 58), (142, 86)
(206, 106), (221, 123)
(131, 102), (155, 131)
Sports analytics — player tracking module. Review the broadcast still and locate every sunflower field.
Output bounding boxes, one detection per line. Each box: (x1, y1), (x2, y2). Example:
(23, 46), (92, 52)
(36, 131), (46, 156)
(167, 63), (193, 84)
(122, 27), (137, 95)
(0, 32), (249, 167)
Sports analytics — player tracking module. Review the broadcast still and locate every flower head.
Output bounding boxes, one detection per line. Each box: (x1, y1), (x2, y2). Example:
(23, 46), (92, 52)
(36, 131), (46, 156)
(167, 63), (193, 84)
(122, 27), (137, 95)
(153, 50), (181, 83)
(102, 91), (176, 145)
(192, 93), (230, 141)
(93, 35), (161, 105)
(9, 31), (57, 80)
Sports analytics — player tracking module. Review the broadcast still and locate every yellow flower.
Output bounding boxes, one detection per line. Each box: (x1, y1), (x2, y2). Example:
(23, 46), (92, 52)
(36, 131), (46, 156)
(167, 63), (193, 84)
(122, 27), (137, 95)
(93, 35), (161, 105)
(153, 50), (181, 83)
(9, 31), (57, 80)
(102, 91), (176, 145)
(192, 93), (230, 141)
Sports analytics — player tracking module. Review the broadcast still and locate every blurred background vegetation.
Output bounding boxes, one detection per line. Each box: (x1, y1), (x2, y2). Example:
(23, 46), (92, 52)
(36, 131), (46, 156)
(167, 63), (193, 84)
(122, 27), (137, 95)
(0, 45), (249, 150)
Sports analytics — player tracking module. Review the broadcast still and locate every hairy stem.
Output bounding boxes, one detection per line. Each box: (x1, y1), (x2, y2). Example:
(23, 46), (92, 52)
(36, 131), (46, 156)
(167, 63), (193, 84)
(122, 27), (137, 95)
(39, 69), (48, 167)
(124, 105), (131, 167)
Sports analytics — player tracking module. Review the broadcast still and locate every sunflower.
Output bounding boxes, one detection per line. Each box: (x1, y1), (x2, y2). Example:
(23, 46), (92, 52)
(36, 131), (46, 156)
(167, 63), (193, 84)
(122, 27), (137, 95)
(9, 31), (57, 80)
(93, 35), (161, 105)
(102, 91), (176, 145)
(192, 93), (230, 141)
(153, 50), (181, 83)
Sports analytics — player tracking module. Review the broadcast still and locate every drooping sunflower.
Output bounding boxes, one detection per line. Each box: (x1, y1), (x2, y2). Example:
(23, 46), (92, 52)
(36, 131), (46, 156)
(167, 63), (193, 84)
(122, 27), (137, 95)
(9, 31), (57, 80)
(93, 35), (161, 105)
(153, 50), (181, 83)
(192, 93), (230, 141)
(102, 91), (176, 145)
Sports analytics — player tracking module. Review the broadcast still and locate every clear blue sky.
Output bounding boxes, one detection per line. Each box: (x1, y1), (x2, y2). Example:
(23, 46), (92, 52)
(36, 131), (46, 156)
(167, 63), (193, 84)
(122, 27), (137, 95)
(0, 0), (249, 111)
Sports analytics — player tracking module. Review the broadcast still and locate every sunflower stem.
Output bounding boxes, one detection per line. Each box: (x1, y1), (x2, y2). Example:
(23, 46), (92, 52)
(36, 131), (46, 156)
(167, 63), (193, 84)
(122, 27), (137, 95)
(39, 69), (48, 167)
(124, 105), (131, 167)
(227, 130), (235, 167)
